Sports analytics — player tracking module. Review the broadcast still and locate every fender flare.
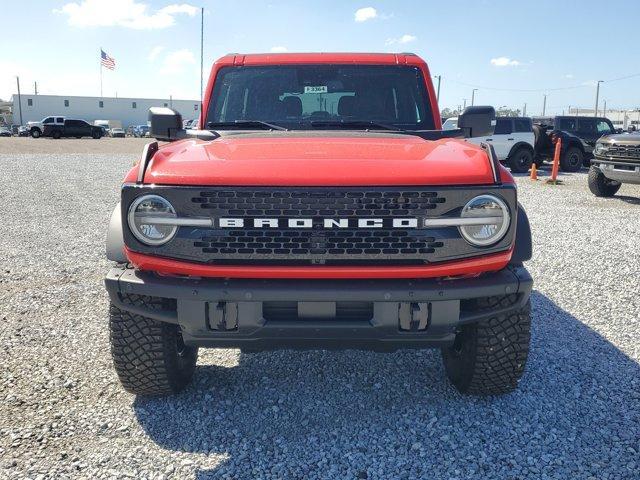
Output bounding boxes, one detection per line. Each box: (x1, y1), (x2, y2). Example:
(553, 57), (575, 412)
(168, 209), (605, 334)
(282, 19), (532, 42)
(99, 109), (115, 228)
(507, 141), (534, 159)
(511, 203), (532, 264)
(106, 203), (127, 263)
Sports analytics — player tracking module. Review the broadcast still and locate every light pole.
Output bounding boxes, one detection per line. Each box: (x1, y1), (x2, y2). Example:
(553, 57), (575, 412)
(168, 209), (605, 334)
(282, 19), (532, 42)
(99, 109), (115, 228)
(471, 88), (478, 106)
(542, 94), (547, 116)
(523, 103), (527, 116)
(435, 75), (441, 103)
(463, 98), (467, 109)
(603, 100), (607, 118)
(16, 76), (23, 125)
(594, 80), (603, 117)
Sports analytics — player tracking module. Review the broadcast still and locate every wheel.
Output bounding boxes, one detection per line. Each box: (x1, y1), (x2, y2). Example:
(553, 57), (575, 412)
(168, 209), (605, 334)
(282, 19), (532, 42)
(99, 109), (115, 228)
(75, 136), (82, 139)
(588, 166), (621, 197)
(560, 146), (583, 172)
(52, 130), (62, 139)
(441, 295), (531, 395)
(31, 129), (41, 138)
(92, 131), (101, 139)
(109, 294), (198, 396)
(507, 147), (534, 174)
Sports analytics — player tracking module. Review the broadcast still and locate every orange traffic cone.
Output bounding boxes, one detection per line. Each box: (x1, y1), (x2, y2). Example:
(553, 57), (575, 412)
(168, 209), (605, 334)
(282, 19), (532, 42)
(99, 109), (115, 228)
(530, 163), (538, 181)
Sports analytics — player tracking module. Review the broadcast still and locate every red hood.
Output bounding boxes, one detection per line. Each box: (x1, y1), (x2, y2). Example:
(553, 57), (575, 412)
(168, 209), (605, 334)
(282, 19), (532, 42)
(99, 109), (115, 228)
(127, 135), (509, 186)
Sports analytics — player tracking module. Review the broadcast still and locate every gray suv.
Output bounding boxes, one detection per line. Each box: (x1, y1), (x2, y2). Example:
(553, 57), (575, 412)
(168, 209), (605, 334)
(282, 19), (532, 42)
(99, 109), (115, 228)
(589, 134), (640, 197)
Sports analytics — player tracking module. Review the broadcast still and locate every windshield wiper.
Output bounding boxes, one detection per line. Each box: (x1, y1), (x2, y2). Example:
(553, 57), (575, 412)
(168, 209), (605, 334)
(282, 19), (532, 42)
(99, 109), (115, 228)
(310, 120), (406, 132)
(207, 120), (288, 131)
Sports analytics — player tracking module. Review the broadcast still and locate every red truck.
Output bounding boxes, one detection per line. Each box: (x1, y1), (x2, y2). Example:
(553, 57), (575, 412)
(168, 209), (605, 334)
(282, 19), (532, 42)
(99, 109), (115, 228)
(105, 53), (533, 396)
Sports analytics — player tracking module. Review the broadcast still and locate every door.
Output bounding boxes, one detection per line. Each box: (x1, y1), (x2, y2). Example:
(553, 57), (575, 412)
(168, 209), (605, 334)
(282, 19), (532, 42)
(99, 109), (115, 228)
(512, 118), (535, 149)
(64, 120), (81, 137)
(467, 118), (513, 160)
(77, 121), (92, 137)
(576, 118), (600, 151)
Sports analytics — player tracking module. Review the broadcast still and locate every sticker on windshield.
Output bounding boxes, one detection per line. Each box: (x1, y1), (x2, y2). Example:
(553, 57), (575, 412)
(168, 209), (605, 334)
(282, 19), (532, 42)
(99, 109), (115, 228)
(304, 86), (328, 94)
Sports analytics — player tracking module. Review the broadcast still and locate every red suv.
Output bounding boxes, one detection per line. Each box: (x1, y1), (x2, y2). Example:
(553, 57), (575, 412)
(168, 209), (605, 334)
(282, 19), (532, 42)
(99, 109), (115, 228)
(105, 53), (533, 396)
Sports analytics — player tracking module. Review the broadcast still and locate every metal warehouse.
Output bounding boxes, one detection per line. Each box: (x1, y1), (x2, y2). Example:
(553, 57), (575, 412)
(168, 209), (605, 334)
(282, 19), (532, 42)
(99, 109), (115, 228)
(9, 94), (200, 128)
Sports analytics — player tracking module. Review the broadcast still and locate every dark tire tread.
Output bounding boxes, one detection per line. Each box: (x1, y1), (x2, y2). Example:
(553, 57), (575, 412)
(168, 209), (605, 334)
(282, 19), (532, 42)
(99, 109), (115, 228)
(442, 295), (531, 395)
(109, 294), (198, 396)
(588, 166), (621, 197)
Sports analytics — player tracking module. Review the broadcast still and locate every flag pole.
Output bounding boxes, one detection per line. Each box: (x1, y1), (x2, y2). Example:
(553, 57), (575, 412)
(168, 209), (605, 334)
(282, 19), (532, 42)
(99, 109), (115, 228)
(100, 47), (103, 97)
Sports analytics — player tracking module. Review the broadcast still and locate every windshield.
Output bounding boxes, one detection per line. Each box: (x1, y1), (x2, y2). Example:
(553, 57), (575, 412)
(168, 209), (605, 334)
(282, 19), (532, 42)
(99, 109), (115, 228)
(206, 65), (435, 130)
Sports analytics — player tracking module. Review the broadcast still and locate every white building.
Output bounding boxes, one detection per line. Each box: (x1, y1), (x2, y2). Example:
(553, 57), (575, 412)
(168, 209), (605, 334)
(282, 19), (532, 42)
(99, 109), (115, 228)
(9, 94), (201, 128)
(564, 108), (640, 130)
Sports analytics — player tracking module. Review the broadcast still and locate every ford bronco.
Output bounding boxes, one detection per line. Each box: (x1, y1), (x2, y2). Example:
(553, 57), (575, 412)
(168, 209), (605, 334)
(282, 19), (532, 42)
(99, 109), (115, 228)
(105, 53), (533, 396)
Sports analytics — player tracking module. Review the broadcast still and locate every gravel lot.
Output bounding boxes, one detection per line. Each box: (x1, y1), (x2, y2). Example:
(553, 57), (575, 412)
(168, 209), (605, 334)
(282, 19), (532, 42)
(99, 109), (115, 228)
(1, 142), (639, 479)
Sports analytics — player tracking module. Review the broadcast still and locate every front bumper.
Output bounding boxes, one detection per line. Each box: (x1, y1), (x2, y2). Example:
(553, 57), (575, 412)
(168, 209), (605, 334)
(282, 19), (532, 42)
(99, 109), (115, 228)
(105, 265), (532, 352)
(592, 159), (640, 185)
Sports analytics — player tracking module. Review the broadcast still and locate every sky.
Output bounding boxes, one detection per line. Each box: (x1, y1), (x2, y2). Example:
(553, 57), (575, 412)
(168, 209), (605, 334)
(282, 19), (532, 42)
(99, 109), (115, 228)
(2, 0), (640, 116)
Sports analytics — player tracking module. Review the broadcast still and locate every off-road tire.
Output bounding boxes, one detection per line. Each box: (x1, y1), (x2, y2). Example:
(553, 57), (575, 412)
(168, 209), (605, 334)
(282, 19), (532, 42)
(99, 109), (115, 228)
(109, 294), (198, 396)
(52, 130), (62, 139)
(441, 295), (531, 395)
(588, 166), (621, 197)
(507, 147), (534, 174)
(560, 146), (583, 172)
(31, 129), (41, 138)
(92, 131), (101, 139)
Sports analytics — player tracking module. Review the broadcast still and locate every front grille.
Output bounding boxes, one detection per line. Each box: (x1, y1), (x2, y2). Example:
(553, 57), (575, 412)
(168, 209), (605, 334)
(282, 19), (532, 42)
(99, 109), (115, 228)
(605, 144), (640, 159)
(192, 190), (447, 216)
(122, 185), (518, 266)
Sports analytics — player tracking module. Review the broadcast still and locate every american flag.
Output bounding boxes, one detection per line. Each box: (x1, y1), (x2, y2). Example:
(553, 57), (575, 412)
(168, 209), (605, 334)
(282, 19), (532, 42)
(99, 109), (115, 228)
(101, 49), (116, 70)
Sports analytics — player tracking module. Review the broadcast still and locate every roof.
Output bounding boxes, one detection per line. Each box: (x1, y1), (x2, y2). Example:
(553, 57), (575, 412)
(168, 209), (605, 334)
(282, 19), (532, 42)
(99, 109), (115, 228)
(215, 52), (425, 66)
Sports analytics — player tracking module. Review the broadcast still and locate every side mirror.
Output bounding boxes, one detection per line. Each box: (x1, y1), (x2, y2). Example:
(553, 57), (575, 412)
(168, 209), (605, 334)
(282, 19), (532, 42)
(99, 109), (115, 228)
(149, 107), (184, 141)
(458, 106), (496, 138)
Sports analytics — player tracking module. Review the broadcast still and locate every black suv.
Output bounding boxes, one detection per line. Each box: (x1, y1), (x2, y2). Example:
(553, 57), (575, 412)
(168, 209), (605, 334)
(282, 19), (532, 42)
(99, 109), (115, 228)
(43, 119), (104, 139)
(531, 116), (615, 172)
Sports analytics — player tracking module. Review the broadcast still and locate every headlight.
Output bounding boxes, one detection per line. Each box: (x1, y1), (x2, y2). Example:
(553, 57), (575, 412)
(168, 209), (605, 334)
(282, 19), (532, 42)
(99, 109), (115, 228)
(127, 195), (178, 246)
(459, 195), (510, 246)
(594, 143), (608, 156)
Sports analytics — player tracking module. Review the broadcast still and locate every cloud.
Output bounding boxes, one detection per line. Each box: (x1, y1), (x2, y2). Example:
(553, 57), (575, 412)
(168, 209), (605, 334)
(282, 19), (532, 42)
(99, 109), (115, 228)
(355, 7), (377, 22)
(385, 34), (417, 45)
(159, 49), (196, 75)
(270, 46), (288, 53)
(490, 57), (521, 67)
(148, 46), (165, 61)
(564, 74), (574, 79)
(55, 0), (198, 29)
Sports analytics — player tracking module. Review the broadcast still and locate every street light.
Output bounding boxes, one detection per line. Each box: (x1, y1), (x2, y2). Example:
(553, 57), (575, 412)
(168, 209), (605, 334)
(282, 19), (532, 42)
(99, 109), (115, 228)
(471, 88), (478, 106)
(594, 80), (603, 117)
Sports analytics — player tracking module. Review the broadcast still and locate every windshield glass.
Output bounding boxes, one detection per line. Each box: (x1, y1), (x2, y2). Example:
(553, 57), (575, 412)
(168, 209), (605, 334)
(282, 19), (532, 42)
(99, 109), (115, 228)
(206, 65), (434, 130)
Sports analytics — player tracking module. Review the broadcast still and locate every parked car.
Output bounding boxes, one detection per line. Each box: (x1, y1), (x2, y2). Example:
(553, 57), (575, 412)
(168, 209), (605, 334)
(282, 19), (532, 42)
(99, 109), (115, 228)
(588, 133), (640, 197)
(0, 126), (12, 137)
(17, 126), (30, 137)
(442, 117), (458, 130)
(133, 125), (150, 137)
(43, 119), (104, 139)
(105, 52), (533, 398)
(110, 128), (126, 138)
(468, 117), (535, 173)
(531, 116), (616, 172)
(28, 116), (65, 138)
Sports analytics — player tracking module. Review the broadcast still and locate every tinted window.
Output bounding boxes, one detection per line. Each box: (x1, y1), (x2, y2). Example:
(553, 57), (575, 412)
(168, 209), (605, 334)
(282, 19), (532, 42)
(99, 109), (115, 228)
(513, 118), (531, 132)
(64, 100), (69, 107)
(596, 120), (612, 134)
(99, 101), (104, 108)
(66, 120), (80, 127)
(493, 118), (512, 135)
(27, 99), (33, 106)
(558, 118), (577, 131)
(577, 118), (596, 133)
(132, 102), (137, 109)
(207, 65), (435, 130)
(43, 117), (54, 123)
(56, 117), (64, 123)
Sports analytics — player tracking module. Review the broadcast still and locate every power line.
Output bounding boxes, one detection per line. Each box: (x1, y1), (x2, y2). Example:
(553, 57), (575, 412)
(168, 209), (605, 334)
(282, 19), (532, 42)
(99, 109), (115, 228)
(441, 71), (640, 93)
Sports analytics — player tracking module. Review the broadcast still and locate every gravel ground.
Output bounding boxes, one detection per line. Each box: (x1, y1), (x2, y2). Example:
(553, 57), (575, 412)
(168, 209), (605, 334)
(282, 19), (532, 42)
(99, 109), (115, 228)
(1, 152), (639, 480)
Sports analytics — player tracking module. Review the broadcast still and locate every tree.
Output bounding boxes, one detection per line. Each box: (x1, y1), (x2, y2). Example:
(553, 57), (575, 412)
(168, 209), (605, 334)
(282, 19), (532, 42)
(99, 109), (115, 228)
(496, 107), (521, 117)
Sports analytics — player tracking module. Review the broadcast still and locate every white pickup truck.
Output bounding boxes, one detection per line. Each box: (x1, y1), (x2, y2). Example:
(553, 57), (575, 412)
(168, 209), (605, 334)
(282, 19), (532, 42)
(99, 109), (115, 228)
(28, 116), (65, 138)
(443, 116), (536, 173)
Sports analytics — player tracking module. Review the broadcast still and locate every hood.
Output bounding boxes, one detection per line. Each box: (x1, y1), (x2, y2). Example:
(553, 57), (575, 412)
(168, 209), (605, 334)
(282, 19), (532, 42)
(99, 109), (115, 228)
(134, 133), (503, 186)
(598, 133), (640, 145)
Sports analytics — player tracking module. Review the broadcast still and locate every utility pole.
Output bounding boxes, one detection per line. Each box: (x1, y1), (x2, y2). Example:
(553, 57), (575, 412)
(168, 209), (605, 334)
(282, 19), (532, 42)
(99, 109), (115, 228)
(523, 103), (527, 116)
(435, 75), (441, 103)
(471, 88), (478, 106)
(16, 76), (23, 125)
(542, 94), (547, 116)
(594, 80), (603, 117)
(170, 95), (173, 108)
(603, 100), (607, 118)
(463, 98), (467, 109)
(200, 7), (204, 111)
(34, 81), (38, 95)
